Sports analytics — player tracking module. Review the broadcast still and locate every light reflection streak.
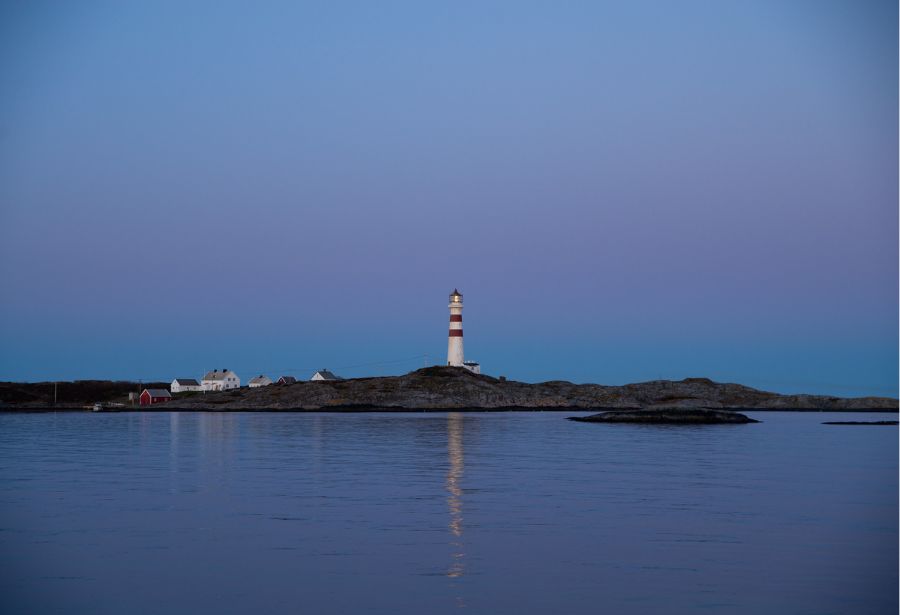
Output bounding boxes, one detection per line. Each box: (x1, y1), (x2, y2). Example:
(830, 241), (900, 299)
(446, 412), (465, 593)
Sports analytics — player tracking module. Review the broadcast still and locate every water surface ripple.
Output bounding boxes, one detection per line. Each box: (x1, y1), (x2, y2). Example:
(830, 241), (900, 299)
(0, 411), (896, 614)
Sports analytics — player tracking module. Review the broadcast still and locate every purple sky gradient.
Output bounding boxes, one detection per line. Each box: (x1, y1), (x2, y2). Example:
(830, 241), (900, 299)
(0, 1), (896, 396)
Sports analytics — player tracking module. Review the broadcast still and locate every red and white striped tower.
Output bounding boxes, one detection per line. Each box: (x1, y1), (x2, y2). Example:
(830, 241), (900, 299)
(447, 289), (464, 367)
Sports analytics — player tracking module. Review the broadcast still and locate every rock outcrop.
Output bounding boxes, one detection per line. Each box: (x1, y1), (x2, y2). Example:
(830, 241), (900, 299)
(165, 366), (898, 411)
(569, 409), (760, 424)
(821, 421), (898, 426)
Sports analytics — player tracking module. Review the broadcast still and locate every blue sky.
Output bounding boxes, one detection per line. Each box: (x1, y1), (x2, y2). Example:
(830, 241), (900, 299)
(0, 1), (896, 396)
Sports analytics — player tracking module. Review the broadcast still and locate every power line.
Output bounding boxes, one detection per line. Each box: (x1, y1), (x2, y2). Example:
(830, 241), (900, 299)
(210, 353), (431, 378)
(13, 354), (434, 384)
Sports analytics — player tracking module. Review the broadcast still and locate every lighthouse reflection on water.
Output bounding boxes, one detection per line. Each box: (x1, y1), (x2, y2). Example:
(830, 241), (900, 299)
(445, 413), (467, 611)
(446, 413), (465, 579)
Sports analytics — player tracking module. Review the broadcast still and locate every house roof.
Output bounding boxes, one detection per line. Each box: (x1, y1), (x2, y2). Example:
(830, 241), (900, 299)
(143, 389), (171, 397)
(203, 370), (235, 380)
(313, 370), (342, 380)
(249, 375), (271, 384)
(278, 376), (297, 384)
(173, 379), (200, 386)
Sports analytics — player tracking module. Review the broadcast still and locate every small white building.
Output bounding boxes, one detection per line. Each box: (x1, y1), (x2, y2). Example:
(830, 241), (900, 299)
(248, 375), (273, 388)
(462, 361), (481, 375)
(171, 378), (202, 393)
(310, 369), (342, 382)
(202, 369), (241, 391)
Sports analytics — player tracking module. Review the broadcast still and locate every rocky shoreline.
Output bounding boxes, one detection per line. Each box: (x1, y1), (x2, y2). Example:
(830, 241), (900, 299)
(152, 366), (898, 411)
(2, 367), (896, 412)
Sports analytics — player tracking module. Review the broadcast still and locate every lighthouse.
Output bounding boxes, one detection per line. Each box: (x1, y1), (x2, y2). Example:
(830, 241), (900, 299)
(447, 289), (481, 374)
(447, 289), (465, 367)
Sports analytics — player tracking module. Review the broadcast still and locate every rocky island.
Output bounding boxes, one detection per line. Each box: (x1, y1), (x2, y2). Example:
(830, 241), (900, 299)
(569, 409), (760, 424)
(158, 366), (895, 411)
(2, 367), (896, 411)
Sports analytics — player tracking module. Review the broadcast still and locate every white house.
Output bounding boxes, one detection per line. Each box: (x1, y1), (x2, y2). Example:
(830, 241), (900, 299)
(171, 378), (202, 393)
(248, 375), (273, 388)
(202, 369), (241, 391)
(311, 369), (342, 382)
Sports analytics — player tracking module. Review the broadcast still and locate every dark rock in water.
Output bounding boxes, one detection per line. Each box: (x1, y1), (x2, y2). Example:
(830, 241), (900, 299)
(569, 408), (759, 424)
(822, 421), (898, 426)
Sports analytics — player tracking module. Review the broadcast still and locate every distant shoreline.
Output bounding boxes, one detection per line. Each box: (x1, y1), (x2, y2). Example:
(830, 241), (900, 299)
(3, 406), (897, 414)
(2, 367), (897, 412)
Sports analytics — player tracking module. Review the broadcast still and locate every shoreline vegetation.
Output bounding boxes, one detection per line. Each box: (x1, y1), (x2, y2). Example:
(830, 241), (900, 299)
(1, 367), (896, 412)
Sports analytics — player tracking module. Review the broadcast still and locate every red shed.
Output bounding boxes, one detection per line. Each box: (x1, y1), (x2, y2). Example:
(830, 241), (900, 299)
(140, 389), (172, 406)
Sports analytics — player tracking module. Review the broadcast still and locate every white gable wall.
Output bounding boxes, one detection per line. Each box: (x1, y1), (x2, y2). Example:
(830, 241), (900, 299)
(172, 379), (203, 393)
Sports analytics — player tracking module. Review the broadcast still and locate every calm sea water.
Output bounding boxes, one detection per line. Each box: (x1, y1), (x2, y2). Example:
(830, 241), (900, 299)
(0, 411), (896, 615)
